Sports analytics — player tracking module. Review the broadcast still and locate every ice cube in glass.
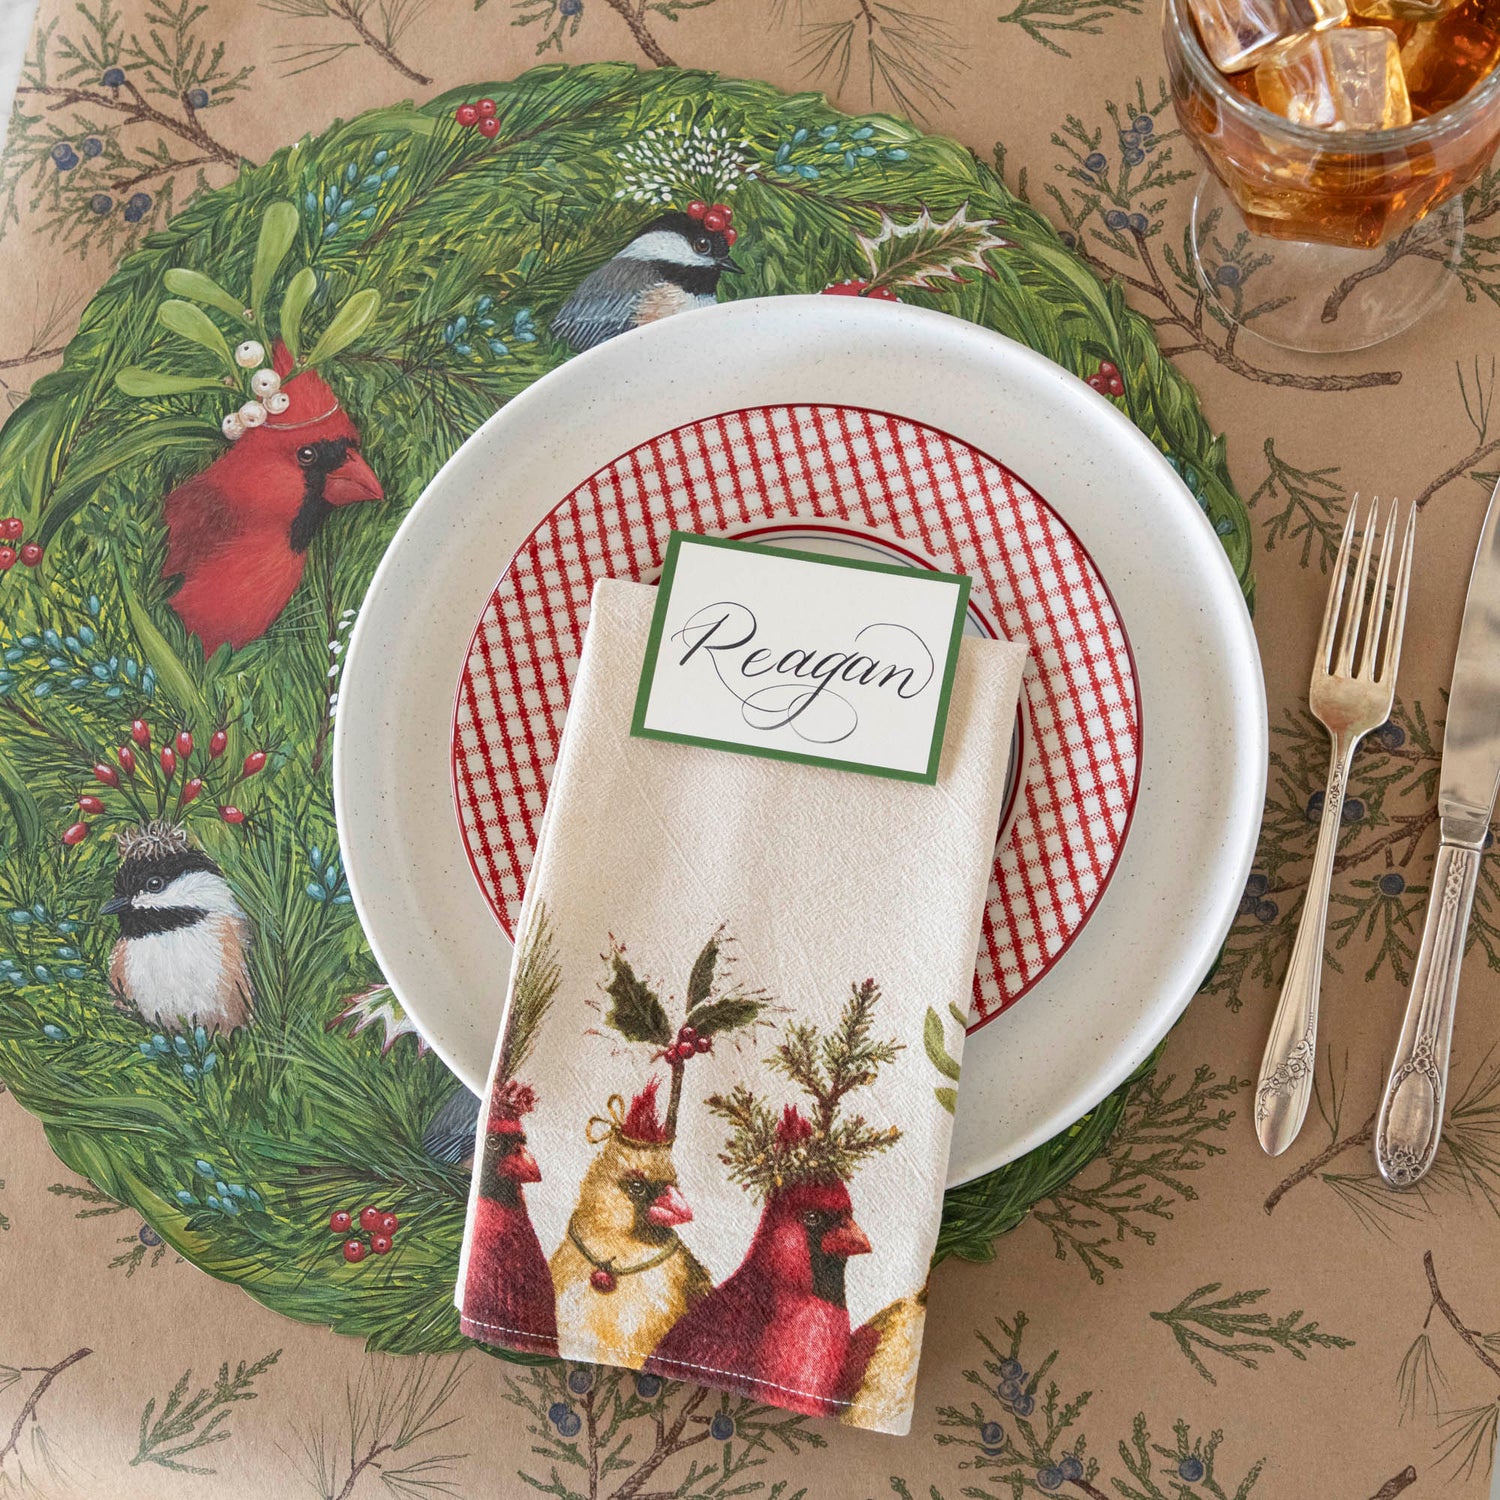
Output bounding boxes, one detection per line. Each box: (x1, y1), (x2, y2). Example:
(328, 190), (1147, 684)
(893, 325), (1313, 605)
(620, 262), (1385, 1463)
(1188, 0), (1348, 70)
(1350, 0), (1462, 23)
(1255, 26), (1413, 128)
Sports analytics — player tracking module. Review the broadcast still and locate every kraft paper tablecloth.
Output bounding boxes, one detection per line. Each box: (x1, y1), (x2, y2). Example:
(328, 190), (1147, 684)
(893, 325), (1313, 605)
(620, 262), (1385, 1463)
(2, 0), (1499, 1495)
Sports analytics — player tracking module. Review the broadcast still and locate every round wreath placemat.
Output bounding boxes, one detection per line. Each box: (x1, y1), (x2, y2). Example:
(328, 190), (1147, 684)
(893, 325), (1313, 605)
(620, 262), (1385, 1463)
(0, 64), (1251, 1352)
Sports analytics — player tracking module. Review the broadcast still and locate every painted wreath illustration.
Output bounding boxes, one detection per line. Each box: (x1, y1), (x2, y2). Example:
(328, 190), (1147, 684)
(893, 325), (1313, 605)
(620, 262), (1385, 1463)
(0, 64), (1251, 1355)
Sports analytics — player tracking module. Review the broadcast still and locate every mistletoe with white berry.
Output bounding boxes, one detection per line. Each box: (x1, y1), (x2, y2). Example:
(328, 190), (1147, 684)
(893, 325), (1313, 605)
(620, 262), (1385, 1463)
(599, 927), (771, 1137)
(112, 199), (381, 441)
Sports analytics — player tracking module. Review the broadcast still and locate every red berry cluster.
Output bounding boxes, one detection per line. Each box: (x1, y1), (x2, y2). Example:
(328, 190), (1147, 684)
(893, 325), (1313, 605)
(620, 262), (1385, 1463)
(685, 199), (738, 247)
(453, 97), (500, 139)
(64, 720), (266, 844)
(1086, 360), (1125, 397)
(664, 1024), (711, 1068)
(331, 1203), (401, 1262)
(0, 517), (43, 574)
(820, 277), (899, 302)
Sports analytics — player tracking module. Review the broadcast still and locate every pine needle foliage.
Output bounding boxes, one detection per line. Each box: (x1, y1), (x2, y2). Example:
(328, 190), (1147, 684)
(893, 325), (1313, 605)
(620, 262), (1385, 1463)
(498, 901), (561, 1084)
(130, 1349), (282, 1474)
(707, 979), (902, 1196)
(0, 64), (1252, 1351)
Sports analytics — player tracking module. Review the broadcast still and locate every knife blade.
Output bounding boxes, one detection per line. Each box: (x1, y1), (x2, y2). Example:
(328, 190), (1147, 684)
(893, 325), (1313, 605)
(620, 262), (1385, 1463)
(1375, 479), (1500, 1188)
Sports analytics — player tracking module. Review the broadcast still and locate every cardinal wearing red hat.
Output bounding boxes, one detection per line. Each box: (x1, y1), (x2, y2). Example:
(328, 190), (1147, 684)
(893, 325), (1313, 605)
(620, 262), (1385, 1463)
(162, 343), (383, 655)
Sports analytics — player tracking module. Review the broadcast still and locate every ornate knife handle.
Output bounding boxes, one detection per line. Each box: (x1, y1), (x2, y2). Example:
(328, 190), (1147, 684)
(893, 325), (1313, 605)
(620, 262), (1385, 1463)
(1375, 838), (1483, 1188)
(1255, 743), (1353, 1157)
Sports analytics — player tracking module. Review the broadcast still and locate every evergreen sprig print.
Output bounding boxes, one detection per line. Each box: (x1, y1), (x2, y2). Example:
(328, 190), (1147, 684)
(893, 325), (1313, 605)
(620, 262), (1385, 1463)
(499, 1361), (823, 1499)
(1030, 1064), (1241, 1282)
(292, 1355), (466, 1500)
(1151, 1283), (1354, 1385)
(1248, 439), (1347, 572)
(994, 0), (1144, 57)
(260, 0), (432, 85)
(795, 1), (964, 122)
(4, 0), (252, 254)
(131, 1349), (281, 1474)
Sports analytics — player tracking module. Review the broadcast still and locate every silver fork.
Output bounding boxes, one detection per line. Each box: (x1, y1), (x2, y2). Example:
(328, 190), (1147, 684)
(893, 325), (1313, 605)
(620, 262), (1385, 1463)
(1255, 497), (1416, 1157)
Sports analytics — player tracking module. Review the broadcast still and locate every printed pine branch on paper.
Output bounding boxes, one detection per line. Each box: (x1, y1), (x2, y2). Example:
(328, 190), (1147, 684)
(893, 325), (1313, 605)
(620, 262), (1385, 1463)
(3, 0), (252, 254)
(995, 0), (1144, 57)
(930, 1311), (1269, 1499)
(1248, 438), (1347, 571)
(1150, 1283), (1355, 1385)
(130, 1349), (281, 1474)
(291, 1355), (466, 1499)
(498, 1361), (824, 1498)
(1029, 1063), (1241, 1282)
(795, 1), (964, 122)
(261, 0), (432, 85)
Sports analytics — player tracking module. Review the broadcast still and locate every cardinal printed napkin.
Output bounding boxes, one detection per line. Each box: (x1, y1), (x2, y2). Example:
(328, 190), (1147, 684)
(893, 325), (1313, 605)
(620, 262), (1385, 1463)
(456, 578), (1026, 1434)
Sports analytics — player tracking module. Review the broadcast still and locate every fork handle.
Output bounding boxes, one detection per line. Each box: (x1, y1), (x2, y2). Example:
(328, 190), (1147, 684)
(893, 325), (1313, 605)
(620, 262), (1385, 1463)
(1374, 837), (1483, 1188)
(1255, 736), (1355, 1157)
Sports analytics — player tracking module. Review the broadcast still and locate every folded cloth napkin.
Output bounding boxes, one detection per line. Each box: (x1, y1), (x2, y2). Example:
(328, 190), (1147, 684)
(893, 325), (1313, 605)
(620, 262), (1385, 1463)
(457, 577), (1026, 1434)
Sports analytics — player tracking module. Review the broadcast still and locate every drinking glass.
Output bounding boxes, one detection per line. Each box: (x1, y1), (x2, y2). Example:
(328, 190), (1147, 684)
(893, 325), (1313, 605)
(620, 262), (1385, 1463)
(1164, 0), (1500, 351)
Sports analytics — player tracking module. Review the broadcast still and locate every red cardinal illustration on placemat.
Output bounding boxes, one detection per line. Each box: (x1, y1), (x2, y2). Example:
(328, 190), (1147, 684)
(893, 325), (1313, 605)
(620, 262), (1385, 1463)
(461, 1079), (558, 1355)
(550, 1078), (710, 1366)
(162, 344), (382, 654)
(646, 979), (903, 1418)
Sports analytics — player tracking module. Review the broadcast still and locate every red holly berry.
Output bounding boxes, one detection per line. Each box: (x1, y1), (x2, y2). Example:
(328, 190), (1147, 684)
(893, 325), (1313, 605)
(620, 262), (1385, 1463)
(359, 1205), (382, 1232)
(379, 1212), (399, 1235)
(209, 729), (227, 759)
(478, 117), (500, 139)
(131, 720), (150, 747)
(0, 518), (22, 540)
(590, 1268), (617, 1292)
(454, 104), (478, 127)
(93, 763), (118, 788)
(702, 208), (728, 233)
(678, 1024), (696, 1045)
(819, 278), (897, 301)
(61, 823), (88, 845)
(695, 1035), (712, 1054)
(663, 1044), (680, 1066)
(19, 543), (42, 567)
(370, 1233), (393, 1255)
(724, 226), (738, 247)
(686, 200), (707, 219)
(0, 547), (14, 572)
(117, 745), (136, 775)
(182, 777), (203, 804)
(329, 1209), (352, 1234)
(1086, 375), (1105, 392)
(242, 750), (266, 777)
(476, 97), (497, 117)
(711, 202), (730, 221)
(1099, 360), (1119, 378)
(160, 747), (176, 778)
(78, 795), (104, 815)
(342, 1238), (367, 1263)
(1107, 376), (1125, 396)
(219, 805), (245, 824)
(176, 729), (193, 759)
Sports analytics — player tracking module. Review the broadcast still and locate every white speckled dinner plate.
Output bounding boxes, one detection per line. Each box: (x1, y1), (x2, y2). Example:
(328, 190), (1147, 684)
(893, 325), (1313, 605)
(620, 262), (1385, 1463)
(334, 296), (1265, 1186)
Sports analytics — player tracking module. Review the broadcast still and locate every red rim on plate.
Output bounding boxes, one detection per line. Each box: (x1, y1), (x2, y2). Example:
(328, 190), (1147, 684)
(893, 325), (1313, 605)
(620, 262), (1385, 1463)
(451, 404), (1142, 1031)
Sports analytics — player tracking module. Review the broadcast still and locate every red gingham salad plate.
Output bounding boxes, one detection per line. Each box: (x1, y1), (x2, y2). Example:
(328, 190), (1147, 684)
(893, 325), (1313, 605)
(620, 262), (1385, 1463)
(451, 414), (1141, 1029)
(334, 297), (1265, 1186)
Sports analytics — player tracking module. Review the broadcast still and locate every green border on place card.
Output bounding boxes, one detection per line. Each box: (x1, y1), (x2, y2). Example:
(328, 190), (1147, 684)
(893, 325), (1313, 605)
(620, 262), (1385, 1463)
(630, 531), (972, 784)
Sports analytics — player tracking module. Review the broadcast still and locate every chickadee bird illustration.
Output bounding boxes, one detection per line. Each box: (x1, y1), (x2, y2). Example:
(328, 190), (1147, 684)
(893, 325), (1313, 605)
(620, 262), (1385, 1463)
(552, 202), (743, 353)
(422, 1082), (482, 1167)
(102, 821), (253, 1033)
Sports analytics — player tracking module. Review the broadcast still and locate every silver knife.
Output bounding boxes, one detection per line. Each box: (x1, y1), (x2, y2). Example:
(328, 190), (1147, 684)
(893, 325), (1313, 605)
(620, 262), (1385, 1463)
(1375, 478), (1500, 1188)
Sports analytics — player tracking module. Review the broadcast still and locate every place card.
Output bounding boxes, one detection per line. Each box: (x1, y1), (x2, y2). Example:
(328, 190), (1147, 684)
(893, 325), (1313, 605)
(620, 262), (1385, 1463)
(631, 532), (971, 783)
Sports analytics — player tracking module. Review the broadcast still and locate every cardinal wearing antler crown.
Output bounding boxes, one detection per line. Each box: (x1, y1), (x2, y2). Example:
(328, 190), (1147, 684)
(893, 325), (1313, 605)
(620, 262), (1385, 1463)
(646, 978), (903, 1418)
(102, 821), (254, 1032)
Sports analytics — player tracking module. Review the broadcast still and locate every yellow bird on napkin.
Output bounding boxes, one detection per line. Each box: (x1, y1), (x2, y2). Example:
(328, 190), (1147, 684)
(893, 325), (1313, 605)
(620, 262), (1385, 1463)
(550, 1080), (711, 1365)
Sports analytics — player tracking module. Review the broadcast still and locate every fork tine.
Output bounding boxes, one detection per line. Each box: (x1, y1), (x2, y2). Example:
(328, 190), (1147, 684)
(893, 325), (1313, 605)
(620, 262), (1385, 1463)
(1320, 499), (1359, 674)
(1379, 502), (1416, 686)
(1337, 497), (1376, 677)
(1359, 500), (1396, 680)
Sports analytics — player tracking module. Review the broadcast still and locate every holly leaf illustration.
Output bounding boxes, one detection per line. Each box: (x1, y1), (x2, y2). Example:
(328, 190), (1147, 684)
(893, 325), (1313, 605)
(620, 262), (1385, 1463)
(686, 932), (720, 1010)
(603, 949), (673, 1046)
(857, 205), (1010, 294)
(684, 995), (764, 1038)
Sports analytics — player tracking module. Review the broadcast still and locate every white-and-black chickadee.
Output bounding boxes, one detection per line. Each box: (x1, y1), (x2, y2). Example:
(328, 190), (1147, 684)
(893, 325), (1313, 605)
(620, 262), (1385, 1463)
(102, 821), (253, 1032)
(552, 203), (742, 353)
